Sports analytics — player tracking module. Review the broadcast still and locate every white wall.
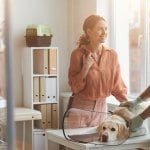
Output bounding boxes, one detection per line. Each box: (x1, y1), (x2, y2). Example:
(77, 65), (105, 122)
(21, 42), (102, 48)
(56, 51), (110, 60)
(68, 0), (97, 52)
(9, 0), (70, 105)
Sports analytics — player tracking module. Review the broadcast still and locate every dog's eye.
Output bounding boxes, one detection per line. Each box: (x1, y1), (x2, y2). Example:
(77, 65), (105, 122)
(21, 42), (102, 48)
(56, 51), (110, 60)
(111, 128), (116, 131)
(103, 127), (106, 130)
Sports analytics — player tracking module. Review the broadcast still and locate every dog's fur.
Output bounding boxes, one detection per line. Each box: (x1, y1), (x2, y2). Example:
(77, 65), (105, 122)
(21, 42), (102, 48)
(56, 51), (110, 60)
(96, 101), (150, 142)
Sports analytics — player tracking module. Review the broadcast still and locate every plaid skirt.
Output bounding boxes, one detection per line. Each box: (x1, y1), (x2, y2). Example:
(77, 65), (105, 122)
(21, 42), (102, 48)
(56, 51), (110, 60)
(64, 96), (107, 128)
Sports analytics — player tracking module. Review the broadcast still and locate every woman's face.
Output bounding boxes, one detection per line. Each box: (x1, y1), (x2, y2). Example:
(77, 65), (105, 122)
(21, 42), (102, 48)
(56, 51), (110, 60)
(87, 20), (108, 44)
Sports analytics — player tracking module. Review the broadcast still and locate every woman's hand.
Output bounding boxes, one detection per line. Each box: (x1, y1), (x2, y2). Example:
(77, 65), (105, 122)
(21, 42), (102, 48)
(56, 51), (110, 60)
(129, 115), (144, 131)
(119, 97), (142, 108)
(83, 53), (95, 69)
(129, 105), (150, 131)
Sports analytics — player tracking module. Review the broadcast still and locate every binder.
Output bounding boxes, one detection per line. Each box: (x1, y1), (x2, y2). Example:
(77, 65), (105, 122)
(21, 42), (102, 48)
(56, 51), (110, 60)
(46, 104), (52, 128)
(34, 104), (58, 129)
(48, 48), (57, 74)
(39, 77), (57, 103)
(45, 77), (57, 103)
(39, 77), (46, 102)
(33, 49), (48, 74)
(34, 104), (47, 129)
(51, 104), (58, 128)
(33, 77), (40, 102)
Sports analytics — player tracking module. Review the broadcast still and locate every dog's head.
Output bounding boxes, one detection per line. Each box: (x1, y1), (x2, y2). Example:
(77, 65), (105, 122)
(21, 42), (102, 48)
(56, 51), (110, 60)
(96, 115), (129, 142)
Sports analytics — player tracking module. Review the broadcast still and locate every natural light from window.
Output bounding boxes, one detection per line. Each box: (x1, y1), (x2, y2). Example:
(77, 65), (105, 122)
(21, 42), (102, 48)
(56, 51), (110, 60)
(97, 0), (150, 97)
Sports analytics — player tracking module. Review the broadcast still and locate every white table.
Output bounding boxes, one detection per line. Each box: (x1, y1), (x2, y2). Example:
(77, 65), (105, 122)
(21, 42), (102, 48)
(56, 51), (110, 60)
(0, 103), (42, 150)
(0, 140), (7, 150)
(14, 107), (41, 121)
(14, 107), (42, 150)
(46, 127), (150, 150)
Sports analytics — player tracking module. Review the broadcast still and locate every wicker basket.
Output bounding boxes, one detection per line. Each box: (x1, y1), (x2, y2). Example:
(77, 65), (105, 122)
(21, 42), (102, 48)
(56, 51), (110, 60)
(25, 35), (52, 47)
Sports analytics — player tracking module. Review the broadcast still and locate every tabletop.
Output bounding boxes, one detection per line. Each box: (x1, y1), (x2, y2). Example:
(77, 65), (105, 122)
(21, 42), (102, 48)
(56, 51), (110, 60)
(46, 127), (150, 150)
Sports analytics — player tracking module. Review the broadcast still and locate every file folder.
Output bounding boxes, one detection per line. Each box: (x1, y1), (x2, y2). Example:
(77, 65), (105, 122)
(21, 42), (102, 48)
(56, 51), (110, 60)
(39, 77), (56, 103)
(46, 104), (52, 128)
(48, 48), (57, 74)
(33, 77), (40, 102)
(51, 104), (58, 129)
(33, 49), (48, 74)
(34, 104), (47, 129)
(39, 77), (46, 102)
(45, 77), (57, 103)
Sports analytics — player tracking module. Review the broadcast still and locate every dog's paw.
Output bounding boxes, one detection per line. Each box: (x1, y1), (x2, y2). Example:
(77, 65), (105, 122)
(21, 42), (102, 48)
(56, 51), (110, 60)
(113, 107), (134, 121)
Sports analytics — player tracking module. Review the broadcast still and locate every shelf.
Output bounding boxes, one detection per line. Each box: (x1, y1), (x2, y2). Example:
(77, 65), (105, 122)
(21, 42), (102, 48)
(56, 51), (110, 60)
(33, 74), (58, 77)
(33, 128), (45, 132)
(14, 107), (42, 121)
(28, 46), (58, 49)
(33, 101), (58, 105)
(23, 47), (59, 150)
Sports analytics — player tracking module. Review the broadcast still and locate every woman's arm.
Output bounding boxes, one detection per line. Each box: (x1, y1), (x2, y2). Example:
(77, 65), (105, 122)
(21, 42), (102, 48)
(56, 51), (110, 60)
(111, 51), (128, 102)
(68, 50), (94, 93)
(129, 105), (150, 131)
(140, 105), (150, 120)
(120, 86), (150, 108)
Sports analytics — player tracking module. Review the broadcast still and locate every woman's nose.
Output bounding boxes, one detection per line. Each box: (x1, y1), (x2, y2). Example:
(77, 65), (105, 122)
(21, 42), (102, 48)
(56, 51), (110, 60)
(101, 29), (107, 35)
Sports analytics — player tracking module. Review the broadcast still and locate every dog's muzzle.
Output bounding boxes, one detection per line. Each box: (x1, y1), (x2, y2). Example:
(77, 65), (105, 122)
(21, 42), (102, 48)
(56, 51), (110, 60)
(101, 133), (108, 142)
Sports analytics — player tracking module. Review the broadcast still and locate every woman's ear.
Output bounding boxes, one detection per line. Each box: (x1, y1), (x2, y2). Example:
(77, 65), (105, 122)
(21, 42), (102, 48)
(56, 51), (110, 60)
(86, 28), (92, 37)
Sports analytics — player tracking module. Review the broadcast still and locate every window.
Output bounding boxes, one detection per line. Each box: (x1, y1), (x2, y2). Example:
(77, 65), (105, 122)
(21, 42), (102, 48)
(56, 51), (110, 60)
(128, 0), (150, 95)
(98, 0), (150, 97)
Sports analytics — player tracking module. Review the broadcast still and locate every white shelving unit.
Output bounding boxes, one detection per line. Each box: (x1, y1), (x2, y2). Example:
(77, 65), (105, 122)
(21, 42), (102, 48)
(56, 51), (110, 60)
(22, 47), (59, 150)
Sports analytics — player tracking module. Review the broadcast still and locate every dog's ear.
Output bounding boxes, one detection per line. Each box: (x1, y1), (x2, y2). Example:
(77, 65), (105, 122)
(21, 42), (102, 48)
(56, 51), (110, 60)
(96, 123), (104, 136)
(96, 124), (102, 134)
(117, 123), (129, 140)
(96, 123), (104, 141)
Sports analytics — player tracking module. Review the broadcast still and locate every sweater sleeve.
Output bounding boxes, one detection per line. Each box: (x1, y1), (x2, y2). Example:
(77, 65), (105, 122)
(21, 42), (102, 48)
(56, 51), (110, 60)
(68, 50), (87, 93)
(111, 52), (128, 102)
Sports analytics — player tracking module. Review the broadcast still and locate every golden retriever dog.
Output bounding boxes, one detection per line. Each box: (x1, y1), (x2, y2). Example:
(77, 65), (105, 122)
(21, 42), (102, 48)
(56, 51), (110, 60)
(96, 109), (130, 142)
(96, 101), (150, 142)
(97, 86), (150, 142)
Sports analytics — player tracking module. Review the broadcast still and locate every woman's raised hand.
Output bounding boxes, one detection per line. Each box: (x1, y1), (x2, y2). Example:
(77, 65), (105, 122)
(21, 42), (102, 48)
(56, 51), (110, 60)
(83, 52), (95, 69)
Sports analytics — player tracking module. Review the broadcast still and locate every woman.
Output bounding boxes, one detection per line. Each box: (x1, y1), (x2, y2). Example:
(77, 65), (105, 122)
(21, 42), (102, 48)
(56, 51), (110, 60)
(67, 14), (127, 128)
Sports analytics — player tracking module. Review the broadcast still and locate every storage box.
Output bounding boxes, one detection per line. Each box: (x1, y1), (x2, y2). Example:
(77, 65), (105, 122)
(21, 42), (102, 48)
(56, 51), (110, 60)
(33, 131), (45, 150)
(26, 24), (51, 36)
(25, 24), (52, 47)
(25, 35), (52, 47)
